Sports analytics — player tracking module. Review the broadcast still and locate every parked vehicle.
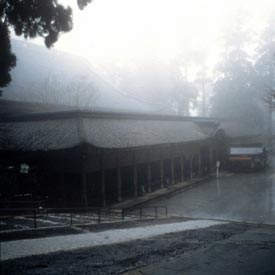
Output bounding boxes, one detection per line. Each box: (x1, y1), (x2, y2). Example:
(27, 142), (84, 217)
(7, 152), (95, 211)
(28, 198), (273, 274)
(227, 144), (267, 171)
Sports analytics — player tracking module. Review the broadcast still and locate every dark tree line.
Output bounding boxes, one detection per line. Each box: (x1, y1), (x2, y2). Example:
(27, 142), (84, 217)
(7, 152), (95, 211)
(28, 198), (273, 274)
(0, 0), (92, 93)
(210, 16), (275, 129)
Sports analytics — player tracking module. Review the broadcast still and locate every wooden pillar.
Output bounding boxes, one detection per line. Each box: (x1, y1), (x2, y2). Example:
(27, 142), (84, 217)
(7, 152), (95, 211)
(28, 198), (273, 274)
(100, 164), (106, 207)
(147, 162), (152, 193)
(116, 154), (122, 202)
(117, 167), (122, 202)
(171, 158), (175, 184)
(59, 173), (66, 207)
(190, 155), (193, 179)
(133, 164), (138, 197)
(160, 160), (164, 188)
(180, 156), (184, 182)
(81, 172), (88, 208)
(209, 149), (213, 172)
(198, 153), (201, 176)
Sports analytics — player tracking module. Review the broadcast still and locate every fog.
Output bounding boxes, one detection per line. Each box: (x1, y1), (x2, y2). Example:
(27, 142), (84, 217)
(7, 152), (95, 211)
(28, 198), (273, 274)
(4, 0), (275, 126)
(3, 2), (275, 272)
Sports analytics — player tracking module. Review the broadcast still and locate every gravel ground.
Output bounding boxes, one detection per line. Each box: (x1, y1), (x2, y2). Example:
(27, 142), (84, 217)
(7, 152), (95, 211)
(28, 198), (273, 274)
(2, 222), (249, 275)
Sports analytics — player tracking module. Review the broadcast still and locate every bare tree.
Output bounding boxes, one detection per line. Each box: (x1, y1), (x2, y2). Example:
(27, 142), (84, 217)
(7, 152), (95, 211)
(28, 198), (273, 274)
(19, 73), (99, 109)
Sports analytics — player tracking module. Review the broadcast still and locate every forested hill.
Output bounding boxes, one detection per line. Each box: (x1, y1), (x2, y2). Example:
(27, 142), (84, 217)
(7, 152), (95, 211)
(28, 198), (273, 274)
(2, 39), (155, 113)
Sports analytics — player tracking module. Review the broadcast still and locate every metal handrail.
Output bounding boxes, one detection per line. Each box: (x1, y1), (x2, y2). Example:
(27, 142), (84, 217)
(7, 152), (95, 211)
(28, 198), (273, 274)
(0, 205), (168, 229)
(125, 206), (168, 219)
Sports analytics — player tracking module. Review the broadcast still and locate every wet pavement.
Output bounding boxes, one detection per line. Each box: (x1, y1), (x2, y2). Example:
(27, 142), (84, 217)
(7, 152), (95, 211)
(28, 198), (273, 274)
(124, 225), (275, 275)
(1, 222), (252, 275)
(3, 222), (275, 275)
(144, 167), (275, 225)
(3, 163), (275, 274)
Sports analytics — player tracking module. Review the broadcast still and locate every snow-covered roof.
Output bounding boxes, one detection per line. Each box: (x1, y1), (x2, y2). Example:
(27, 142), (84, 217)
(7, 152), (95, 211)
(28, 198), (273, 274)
(0, 102), (219, 152)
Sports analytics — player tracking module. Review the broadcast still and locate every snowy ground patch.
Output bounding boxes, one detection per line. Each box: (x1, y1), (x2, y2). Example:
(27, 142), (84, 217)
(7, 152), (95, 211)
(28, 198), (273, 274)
(1, 219), (226, 261)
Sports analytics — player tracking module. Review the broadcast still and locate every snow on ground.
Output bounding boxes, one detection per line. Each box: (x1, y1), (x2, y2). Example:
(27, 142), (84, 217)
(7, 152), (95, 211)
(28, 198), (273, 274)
(0, 213), (152, 233)
(1, 219), (226, 261)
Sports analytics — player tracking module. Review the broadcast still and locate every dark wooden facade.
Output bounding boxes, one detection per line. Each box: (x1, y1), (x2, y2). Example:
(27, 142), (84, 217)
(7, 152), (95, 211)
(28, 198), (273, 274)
(0, 103), (225, 207)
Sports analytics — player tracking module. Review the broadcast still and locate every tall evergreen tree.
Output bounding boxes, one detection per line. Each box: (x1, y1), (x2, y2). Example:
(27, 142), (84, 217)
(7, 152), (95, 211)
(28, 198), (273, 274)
(254, 18), (275, 94)
(210, 15), (264, 128)
(0, 0), (92, 93)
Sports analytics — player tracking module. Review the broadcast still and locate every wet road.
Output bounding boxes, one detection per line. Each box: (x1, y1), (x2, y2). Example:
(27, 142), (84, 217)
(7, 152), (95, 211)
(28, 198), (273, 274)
(145, 164), (275, 224)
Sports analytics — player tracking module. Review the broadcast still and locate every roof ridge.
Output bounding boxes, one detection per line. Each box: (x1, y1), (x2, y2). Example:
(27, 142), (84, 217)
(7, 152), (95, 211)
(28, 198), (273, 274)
(0, 109), (220, 123)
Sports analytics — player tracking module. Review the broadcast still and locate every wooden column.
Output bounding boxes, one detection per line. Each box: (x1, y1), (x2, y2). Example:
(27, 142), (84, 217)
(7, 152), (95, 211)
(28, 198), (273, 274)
(171, 158), (175, 184)
(198, 153), (201, 176)
(59, 173), (66, 207)
(160, 160), (164, 188)
(209, 149), (213, 172)
(133, 164), (138, 197)
(180, 156), (184, 182)
(100, 160), (106, 207)
(147, 162), (152, 193)
(117, 167), (122, 202)
(81, 172), (88, 208)
(116, 154), (122, 202)
(190, 155), (193, 179)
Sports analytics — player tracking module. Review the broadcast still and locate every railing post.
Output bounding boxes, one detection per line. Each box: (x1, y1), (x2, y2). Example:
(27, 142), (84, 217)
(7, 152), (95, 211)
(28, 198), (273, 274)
(70, 212), (73, 226)
(121, 209), (125, 220)
(98, 208), (101, 223)
(33, 209), (37, 228)
(160, 160), (164, 188)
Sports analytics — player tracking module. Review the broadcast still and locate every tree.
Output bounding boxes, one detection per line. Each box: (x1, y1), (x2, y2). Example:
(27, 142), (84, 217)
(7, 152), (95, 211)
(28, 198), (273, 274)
(0, 20), (16, 92)
(254, 18), (275, 150)
(194, 53), (212, 117)
(166, 61), (198, 116)
(0, 0), (92, 93)
(16, 73), (99, 109)
(167, 79), (198, 116)
(210, 14), (265, 129)
(254, 18), (275, 96)
(211, 49), (264, 128)
(104, 57), (199, 116)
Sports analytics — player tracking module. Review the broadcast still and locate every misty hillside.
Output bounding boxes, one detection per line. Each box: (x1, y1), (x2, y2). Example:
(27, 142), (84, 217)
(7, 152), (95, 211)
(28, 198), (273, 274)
(2, 39), (155, 113)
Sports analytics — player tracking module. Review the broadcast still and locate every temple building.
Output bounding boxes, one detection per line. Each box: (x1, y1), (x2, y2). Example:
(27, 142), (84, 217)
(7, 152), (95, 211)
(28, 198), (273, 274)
(0, 100), (226, 207)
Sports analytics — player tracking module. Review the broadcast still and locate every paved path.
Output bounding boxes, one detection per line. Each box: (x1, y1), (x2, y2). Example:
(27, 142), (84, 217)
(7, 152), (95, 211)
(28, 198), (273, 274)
(124, 226), (275, 275)
(112, 177), (207, 209)
(145, 167), (275, 225)
(1, 219), (225, 261)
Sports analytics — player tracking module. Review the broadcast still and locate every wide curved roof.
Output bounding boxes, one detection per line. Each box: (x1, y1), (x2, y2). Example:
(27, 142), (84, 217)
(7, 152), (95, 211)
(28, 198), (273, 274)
(0, 102), (219, 152)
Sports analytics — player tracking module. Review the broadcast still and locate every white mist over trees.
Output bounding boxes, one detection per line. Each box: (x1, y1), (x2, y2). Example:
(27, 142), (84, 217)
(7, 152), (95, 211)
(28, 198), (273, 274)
(210, 15), (275, 130)
(210, 14), (261, 126)
(109, 60), (198, 116)
(103, 10), (275, 125)
(3, 0), (275, 122)
(22, 74), (99, 109)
